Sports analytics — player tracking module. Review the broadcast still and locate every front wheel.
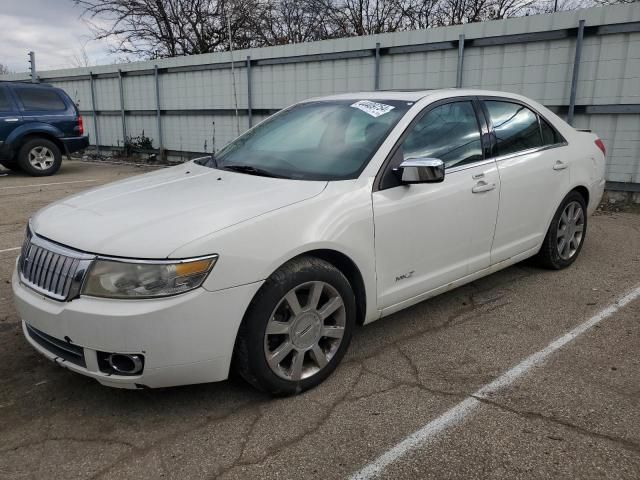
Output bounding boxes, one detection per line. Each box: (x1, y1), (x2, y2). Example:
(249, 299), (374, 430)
(233, 256), (356, 395)
(536, 191), (588, 269)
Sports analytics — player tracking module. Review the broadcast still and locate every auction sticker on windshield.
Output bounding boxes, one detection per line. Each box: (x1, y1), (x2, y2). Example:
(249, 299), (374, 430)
(350, 100), (395, 118)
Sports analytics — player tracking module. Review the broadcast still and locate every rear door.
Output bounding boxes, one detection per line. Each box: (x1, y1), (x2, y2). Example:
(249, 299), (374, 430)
(0, 86), (23, 151)
(482, 98), (570, 264)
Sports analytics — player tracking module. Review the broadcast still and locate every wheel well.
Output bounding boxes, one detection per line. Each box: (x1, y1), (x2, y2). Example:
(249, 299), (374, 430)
(17, 133), (65, 158)
(297, 249), (367, 326)
(572, 186), (590, 207)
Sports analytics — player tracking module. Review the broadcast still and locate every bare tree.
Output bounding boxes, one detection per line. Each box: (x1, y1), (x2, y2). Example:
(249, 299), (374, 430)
(0, 63), (10, 75)
(73, 0), (618, 60)
(74, 0), (261, 58)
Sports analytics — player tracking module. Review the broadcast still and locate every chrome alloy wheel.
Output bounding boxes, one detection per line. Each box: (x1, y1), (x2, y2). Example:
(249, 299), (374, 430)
(264, 281), (346, 381)
(28, 146), (55, 171)
(557, 200), (585, 260)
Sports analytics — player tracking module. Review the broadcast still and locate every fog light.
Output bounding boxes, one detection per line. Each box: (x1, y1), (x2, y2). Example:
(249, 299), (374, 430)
(97, 352), (145, 376)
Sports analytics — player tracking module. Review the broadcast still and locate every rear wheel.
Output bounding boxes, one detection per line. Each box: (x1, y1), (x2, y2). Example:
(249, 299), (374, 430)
(234, 256), (356, 395)
(17, 138), (62, 176)
(536, 191), (588, 269)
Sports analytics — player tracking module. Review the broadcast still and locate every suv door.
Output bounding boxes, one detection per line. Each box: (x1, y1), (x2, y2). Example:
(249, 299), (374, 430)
(372, 99), (500, 312)
(481, 99), (570, 264)
(0, 85), (23, 155)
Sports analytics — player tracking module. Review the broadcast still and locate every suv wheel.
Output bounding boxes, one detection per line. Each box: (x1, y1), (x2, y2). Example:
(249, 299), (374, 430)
(536, 191), (588, 269)
(18, 138), (62, 176)
(234, 256), (356, 395)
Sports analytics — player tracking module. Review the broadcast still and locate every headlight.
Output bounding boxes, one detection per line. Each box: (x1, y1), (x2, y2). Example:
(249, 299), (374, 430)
(82, 256), (217, 299)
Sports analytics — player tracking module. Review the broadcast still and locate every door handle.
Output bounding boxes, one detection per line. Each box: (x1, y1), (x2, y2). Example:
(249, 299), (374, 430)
(553, 160), (568, 171)
(4, 118), (20, 122)
(472, 181), (496, 193)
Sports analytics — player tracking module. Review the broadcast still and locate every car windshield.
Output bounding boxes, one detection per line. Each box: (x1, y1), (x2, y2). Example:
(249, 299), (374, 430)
(196, 99), (412, 180)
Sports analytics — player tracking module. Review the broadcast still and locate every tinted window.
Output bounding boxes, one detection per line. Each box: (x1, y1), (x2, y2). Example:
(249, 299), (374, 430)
(15, 87), (66, 111)
(0, 88), (10, 111)
(0, 88), (13, 112)
(541, 118), (562, 145)
(401, 101), (482, 169)
(486, 101), (542, 156)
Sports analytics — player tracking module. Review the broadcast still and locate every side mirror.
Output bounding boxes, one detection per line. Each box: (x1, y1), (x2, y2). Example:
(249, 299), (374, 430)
(394, 158), (445, 184)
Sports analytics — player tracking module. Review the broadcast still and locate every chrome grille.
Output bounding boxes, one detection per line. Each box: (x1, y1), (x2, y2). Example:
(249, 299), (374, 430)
(19, 230), (94, 301)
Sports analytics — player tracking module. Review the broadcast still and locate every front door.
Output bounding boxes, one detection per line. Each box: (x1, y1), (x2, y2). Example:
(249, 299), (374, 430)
(372, 99), (500, 311)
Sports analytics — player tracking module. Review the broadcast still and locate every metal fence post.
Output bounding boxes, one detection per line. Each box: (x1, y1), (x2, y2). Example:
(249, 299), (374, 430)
(567, 20), (585, 126)
(28, 51), (38, 83)
(456, 34), (465, 88)
(118, 69), (127, 147)
(89, 71), (99, 155)
(246, 56), (253, 128)
(154, 65), (164, 155)
(374, 42), (381, 90)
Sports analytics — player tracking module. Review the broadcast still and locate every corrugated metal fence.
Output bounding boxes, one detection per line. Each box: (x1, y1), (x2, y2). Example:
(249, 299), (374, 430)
(3, 3), (640, 189)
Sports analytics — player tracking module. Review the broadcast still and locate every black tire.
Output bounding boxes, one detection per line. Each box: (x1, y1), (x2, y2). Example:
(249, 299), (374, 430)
(535, 190), (588, 270)
(233, 256), (356, 395)
(17, 137), (62, 176)
(0, 158), (21, 172)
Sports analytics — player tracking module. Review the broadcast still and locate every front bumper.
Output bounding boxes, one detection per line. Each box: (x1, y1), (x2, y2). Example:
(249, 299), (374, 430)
(12, 266), (262, 389)
(61, 136), (89, 155)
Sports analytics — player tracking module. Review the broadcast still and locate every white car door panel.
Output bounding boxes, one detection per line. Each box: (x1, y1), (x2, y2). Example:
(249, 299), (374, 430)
(483, 100), (570, 265)
(491, 148), (570, 263)
(373, 162), (499, 309)
(372, 99), (500, 310)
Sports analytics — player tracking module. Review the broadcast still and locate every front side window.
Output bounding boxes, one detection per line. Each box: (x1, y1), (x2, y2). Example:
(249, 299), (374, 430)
(15, 87), (66, 111)
(199, 99), (411, 181)
(485, 100), (542, 156)
(401, 101), (483, 169)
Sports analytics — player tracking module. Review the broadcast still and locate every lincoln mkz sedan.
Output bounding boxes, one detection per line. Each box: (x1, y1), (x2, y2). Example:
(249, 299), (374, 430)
(13, 90), (606, 394)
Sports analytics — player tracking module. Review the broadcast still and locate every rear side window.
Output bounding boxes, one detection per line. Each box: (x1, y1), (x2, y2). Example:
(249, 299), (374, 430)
(15, 87), (66, 111)
(485, 101), (542, 156)
(541, 118), (562, 145)
(0, 88), (11, 111)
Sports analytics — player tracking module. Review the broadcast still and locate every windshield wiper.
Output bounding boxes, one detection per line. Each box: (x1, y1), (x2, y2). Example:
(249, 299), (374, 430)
(223, 164), (287, 178)
(194, 155), (219, 169)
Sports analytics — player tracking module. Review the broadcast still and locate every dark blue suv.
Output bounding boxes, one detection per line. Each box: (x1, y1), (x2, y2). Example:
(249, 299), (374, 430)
(0, 82), (89, 176)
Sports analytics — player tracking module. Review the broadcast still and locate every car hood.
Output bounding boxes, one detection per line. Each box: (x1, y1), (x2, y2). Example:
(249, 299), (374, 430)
(31, 162), (327, 258)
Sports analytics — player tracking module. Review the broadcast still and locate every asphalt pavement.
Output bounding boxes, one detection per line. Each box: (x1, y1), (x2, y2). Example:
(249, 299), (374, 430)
(1, 160), (638, 480)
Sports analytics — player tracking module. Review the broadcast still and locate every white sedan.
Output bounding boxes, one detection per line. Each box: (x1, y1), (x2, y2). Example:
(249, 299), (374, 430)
(12, 89), (606, 394)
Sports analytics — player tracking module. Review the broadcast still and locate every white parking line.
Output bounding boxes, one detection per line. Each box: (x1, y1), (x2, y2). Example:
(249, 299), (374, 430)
(0, 179), (98, 190)
(350, 284), (640, 480)
(0, 247), (20, 253)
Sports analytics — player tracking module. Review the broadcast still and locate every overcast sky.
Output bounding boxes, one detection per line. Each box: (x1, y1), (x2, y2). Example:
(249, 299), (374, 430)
(0, 0), (113, 73)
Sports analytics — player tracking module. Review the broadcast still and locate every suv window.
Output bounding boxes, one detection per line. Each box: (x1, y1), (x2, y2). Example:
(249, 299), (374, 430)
(401, 101), (482, 169)
(0, 88), (11, 111)
(485, 100), (542, 156)
(14, 87), (66, 111)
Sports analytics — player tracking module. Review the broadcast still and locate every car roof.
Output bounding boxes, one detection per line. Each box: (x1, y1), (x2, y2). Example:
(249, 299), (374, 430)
(305, 89), (531, 103)
(0, 81), (55, 88)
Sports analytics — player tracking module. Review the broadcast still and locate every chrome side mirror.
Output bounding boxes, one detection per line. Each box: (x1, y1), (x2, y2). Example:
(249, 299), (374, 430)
(395, 158), (445, 184)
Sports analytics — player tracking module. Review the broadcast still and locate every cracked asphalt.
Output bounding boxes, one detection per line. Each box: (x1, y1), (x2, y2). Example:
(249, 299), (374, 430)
(1, 160), (639, 480)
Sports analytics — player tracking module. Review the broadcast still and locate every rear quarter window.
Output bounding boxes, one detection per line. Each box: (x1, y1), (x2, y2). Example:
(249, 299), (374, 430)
(540, 118), (564, 145)
(15, 87), (67, 111)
